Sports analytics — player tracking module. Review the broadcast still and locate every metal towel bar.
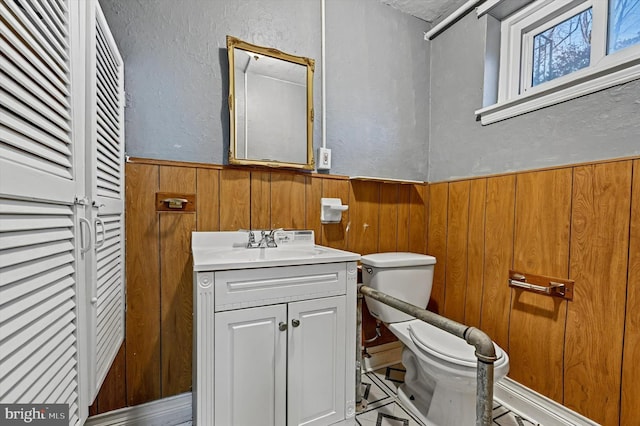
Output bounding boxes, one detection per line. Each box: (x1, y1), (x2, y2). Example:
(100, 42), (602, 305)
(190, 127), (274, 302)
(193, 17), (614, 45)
(508, 270), (574, 301)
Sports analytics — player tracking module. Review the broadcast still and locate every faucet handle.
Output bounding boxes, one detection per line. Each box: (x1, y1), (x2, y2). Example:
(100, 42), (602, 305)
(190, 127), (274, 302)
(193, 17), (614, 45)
(266, 229), (279, 247)
(246, 230), (259, 248)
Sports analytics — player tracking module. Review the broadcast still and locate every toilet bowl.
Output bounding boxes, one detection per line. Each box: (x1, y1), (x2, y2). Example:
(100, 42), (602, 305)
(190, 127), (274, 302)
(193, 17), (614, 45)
(361, 252), (510, 426)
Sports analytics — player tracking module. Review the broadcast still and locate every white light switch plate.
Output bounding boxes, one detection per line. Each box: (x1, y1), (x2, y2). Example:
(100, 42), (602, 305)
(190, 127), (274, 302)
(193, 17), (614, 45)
(317, 147), (331, 170)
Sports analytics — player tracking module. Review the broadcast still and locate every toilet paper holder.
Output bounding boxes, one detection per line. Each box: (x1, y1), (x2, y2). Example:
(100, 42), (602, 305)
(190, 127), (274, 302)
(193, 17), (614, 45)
(508, 270), (574, 301)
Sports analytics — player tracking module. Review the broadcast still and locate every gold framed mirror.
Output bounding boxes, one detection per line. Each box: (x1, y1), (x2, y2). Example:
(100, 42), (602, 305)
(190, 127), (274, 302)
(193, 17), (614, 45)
(227, 36), (315, 170)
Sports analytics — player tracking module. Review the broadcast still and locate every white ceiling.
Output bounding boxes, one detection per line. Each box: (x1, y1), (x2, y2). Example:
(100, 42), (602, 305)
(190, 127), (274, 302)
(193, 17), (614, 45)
(380, 0), (471, 23)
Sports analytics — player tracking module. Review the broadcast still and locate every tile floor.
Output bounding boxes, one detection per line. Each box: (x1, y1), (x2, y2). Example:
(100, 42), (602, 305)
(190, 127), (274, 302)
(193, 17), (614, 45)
(357, 364), (540, 426)
(178, 364), (541, 426)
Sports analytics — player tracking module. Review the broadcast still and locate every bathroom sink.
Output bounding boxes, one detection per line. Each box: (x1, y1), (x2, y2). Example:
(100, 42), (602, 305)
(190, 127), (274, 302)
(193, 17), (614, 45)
(207, 246), (328, 261)
(192, 230), (359, 271)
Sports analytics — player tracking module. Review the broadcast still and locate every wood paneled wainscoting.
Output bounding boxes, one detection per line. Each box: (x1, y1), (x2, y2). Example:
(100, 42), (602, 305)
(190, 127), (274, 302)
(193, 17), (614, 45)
(91, 156), (640, 426)
(426, 158), (640, 426)
(89, 158), (428, 415)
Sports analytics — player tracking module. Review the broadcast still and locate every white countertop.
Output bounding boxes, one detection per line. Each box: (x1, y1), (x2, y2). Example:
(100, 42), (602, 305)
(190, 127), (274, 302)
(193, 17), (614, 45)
(192, 231), (360, 271)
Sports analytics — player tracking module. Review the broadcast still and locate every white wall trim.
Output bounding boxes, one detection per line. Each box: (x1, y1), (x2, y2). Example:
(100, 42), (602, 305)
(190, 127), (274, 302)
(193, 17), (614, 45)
(85, 393), (192, 426)
(495, 378), (599, 426)
(476, 62), (640, 125)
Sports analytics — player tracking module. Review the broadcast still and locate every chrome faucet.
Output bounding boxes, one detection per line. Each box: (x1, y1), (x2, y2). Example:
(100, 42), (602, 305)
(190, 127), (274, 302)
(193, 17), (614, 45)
(246, 230), (278, 248)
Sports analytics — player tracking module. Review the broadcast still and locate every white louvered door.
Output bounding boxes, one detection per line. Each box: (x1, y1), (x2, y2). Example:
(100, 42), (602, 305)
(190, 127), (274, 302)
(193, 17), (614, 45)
(85, 0), (125, 402)
(0, 0), (86, 424)
(1, 0), (124, 422)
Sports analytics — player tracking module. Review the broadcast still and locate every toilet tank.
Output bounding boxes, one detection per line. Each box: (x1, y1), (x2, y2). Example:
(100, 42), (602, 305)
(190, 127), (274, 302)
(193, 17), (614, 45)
(361, 252), (436, 323)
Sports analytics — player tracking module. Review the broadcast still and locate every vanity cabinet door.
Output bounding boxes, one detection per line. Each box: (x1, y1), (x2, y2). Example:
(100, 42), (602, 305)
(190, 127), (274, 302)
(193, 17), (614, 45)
(288, 296), (346, 426)
(214, 304), (287, 426)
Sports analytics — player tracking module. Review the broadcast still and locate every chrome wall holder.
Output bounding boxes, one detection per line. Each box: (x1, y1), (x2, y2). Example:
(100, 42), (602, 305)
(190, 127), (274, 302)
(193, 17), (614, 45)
(508, 270), (575, 301)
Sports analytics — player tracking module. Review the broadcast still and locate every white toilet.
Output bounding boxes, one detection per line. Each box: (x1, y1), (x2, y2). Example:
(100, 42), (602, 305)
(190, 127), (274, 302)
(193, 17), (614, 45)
(361, 252), (509, 426)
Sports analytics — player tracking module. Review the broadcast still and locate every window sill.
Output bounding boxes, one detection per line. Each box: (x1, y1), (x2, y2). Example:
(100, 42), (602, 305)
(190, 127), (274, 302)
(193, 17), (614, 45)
(476, 59), (640, 125)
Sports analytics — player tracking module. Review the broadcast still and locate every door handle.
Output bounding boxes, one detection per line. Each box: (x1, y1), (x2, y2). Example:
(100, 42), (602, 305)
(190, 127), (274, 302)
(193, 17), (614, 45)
(279, 322), (288, 331)
(291, 319), (300, 328)
(79, 217), (92, 254)
(94, 217), (106, 249)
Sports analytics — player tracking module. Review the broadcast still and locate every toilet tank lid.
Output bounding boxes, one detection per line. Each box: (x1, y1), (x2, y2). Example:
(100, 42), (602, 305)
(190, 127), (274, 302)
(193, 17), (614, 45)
(361, 252), (436, 267)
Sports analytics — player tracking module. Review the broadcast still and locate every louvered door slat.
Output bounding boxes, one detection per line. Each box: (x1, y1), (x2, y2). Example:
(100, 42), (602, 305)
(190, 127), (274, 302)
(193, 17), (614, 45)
(0, 50), (71, 121)
(1, 301), (75, 361)
(1, 239), (74, 268)
(0, 126), (73, 175)
(96, 144), (119, 171)
(2, 253), (75, 287)
(37, 0), (67, 35)
(45, 368), (76, 405)
(0, 227), (73, 250)
(0, 4), (69, 92)
(2, 0), (69, 74)
(96, 24), (118, 78)
(96, 127), (119, 159)
(36, 358), (76, 402)
(96, 269), (119, 307)
(97, 317), (120, 373)
(53, 0), (67, 14)
(97, 164), (119, 187)
(3, 90), (71, 142)
(17, 0), (69, 59)
(95, 60), (118, 106)
(0, 146), (71, 179)
(1, 304), (75, 400)
(20, 346), (75, 401)
(1, 330), (75, 399)
(1, 109), (72, 157)
(95, 69), (118, 112)
(1, 266), (74, 308)
(49, 0), (66, 21)
(96, 113), (120, 150)
(96, 94), (120, 135)
(96, 159), (119, 181)
(2, 284), (74, 336)
(1, 74), (71, 132)
(96, 299), (119, 348)
(0, 316), (74, 374)
(95, 71), (117, 112)
(0, 212), (73, 232)
(96, 173), (120, 194)
(28, 0), (69, 52)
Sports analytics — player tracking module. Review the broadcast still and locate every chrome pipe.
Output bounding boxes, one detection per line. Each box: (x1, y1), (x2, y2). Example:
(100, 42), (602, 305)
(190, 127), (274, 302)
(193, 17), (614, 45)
(358, 285), (497, 426)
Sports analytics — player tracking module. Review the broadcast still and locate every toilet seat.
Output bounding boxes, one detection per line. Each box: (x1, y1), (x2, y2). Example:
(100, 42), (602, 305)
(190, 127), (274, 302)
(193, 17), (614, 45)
(405, 320), (506, 368)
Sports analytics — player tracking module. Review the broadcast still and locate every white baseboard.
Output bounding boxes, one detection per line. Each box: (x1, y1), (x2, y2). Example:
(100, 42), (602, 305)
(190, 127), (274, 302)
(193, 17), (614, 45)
(494, 378), (599, 426)
(362, 341), (403, 372)
(85, 392), (192, 426)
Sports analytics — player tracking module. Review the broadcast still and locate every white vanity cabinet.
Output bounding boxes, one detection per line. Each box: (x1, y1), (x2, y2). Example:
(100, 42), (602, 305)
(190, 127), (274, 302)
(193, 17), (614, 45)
(214, 296), (345, 426)
(192, 231), (359, 426)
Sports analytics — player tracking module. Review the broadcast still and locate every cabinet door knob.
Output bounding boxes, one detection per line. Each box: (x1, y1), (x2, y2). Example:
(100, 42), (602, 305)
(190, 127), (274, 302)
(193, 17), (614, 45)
(279, 322), (288, 331)
(291, 319), (300, 327)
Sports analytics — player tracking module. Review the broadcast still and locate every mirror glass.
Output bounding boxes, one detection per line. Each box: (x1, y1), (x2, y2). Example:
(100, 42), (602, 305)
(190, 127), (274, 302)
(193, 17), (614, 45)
(227, 36), (315, 170)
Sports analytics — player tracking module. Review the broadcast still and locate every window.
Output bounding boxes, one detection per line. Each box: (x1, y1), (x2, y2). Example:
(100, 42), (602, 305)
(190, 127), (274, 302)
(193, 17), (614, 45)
(476, 0), (640, 124)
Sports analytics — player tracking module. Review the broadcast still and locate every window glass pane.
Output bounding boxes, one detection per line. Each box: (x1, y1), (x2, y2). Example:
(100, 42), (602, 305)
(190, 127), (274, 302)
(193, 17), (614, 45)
(532, 8), (592, 87)
(608, 0), (640, 53)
